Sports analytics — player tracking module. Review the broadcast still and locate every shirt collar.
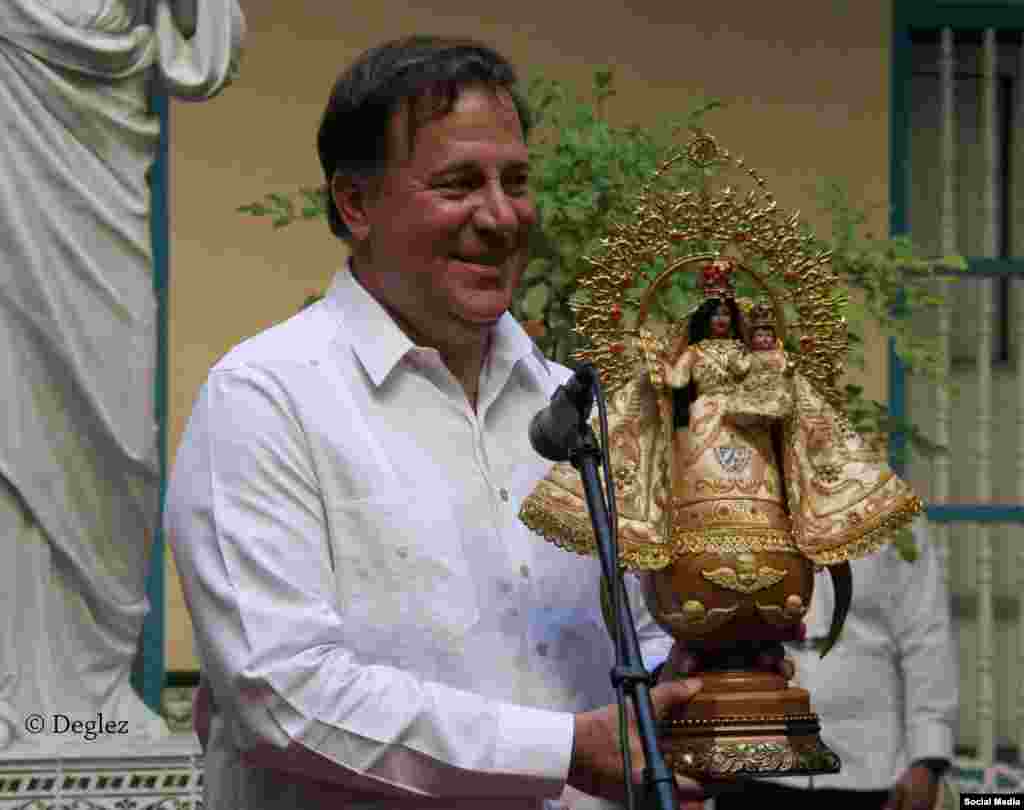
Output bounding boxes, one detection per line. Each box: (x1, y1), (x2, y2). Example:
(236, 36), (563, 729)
(324, 261), (551, 388)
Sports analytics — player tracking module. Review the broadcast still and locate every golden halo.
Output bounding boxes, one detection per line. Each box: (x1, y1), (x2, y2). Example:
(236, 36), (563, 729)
(568, 130), (848, 409)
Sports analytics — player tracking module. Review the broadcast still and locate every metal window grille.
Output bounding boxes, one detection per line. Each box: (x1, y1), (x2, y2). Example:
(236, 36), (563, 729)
(896, 7), (1024, 766)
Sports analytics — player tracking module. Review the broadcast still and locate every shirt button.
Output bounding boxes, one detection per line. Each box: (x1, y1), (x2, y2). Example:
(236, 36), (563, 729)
(499, 487), (509, 502)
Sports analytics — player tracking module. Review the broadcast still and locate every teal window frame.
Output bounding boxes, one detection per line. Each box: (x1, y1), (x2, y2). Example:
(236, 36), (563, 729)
(131, 88), (169, 711)
(891, 0), (1024, 524)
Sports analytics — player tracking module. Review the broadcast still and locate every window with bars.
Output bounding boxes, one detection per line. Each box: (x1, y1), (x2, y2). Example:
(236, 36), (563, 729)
(894, 1), (1024, 768)
(907, 28), (1020, 367)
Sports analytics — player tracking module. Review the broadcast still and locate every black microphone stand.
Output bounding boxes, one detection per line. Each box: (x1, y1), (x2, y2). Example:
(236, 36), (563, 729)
(563, 380), (677, 810)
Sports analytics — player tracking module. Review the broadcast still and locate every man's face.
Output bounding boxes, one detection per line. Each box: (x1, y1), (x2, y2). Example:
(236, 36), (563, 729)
(752, 327), (776, 351)
(337, 85), (536, 344)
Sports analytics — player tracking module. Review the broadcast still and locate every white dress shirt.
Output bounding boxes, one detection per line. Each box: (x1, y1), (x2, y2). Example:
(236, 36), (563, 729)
(776, 520), (958, 790)
(166, 267), (672, 810)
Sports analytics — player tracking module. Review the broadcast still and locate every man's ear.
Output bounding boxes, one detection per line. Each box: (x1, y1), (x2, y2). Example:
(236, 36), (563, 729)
(331, 173), (374, 242)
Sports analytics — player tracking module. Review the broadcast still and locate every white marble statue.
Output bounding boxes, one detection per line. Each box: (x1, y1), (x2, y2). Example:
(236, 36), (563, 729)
(0, 0), (244, 752)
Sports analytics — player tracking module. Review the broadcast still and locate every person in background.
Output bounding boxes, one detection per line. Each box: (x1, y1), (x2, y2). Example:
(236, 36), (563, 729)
(712, 519), (958, 810)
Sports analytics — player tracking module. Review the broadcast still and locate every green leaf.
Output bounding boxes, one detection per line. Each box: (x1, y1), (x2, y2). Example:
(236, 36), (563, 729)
(523, 258), (552, 282)
(521, 283), (551, 320)
(893, 528), (919, 563)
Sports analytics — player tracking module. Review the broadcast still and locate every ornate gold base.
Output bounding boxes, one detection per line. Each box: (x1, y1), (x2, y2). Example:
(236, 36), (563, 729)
(660, 716), (840, 778)
(659, 669), (840, 779)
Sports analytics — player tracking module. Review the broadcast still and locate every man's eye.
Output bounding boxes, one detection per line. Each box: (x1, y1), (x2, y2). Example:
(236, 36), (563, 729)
(437, 178), (474, 192)
(506, 177), (530, 195)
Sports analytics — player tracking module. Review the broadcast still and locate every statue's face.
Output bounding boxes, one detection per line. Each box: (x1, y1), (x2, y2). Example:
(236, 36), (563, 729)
(710, 304), (732, 337)
(752, 327), (775, 351)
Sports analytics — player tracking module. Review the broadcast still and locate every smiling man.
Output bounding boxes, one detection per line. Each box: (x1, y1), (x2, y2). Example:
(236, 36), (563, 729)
(332, 79), (534, 411)
(167, 36), (706, 810)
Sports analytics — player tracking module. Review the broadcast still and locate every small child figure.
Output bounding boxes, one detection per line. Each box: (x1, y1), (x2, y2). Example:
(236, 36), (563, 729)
(729, 299), (794, 424)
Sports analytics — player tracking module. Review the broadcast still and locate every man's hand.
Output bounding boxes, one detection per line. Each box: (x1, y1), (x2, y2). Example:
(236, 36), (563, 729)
(568, 678), (705, 808)
(882, 765), (940, 810)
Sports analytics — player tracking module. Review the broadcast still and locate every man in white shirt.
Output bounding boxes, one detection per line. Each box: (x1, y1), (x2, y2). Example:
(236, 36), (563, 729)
(166, 35), (707, 809)
(711, 520), (957, 810)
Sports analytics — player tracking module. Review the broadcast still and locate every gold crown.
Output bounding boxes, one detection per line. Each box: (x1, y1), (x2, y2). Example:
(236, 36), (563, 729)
(747, 299), (776, 329)
(699, 260), (736, 300)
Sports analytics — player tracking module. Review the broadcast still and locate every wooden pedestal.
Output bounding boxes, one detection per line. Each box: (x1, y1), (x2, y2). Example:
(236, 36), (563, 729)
(660, 652), (840, 779)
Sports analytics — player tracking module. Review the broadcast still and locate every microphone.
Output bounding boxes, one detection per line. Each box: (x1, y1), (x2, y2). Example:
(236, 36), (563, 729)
(528, 363), (598, 462)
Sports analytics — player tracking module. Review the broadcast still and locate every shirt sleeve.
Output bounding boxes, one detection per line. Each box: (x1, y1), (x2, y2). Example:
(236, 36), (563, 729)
(889, 521), (958, 765)
(165, 365), (573, 800)
(627, 574), (673, 674)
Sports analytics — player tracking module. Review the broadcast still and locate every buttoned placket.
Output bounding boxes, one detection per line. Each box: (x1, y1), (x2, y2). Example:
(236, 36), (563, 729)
(475, 366), (542, 689)
(403, 346), (541, 686)
(404, 346), (529, 586)
(471, 410), (526, 608)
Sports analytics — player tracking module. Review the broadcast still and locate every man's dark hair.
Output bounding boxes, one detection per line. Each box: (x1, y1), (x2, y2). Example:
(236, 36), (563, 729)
(317, 35), (533, 241)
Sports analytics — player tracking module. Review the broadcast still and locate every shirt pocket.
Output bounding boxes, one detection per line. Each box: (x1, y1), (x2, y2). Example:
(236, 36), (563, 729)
(327, 489), (481, 660)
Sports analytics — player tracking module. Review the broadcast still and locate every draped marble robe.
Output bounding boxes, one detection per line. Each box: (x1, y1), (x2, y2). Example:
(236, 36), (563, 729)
(0, 0), (244, 751)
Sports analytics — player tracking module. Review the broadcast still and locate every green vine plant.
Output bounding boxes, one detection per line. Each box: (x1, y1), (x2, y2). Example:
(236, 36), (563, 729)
(236, 68), (965, 561)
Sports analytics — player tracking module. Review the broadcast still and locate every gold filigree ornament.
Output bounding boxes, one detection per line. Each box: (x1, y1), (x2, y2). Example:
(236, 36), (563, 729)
(569, 129), (849, 410)
(701, 552), (788, 595)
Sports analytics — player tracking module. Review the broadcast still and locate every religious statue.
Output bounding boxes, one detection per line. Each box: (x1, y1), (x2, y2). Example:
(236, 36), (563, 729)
(0, 1), (244, 752)
(519, 132), (923, 778)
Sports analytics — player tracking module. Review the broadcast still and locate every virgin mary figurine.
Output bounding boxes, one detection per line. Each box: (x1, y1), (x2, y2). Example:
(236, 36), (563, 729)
(519, 257), (922, 777)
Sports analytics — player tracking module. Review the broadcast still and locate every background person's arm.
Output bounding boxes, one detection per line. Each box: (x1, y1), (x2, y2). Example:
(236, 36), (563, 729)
(884, 521), (958, 810)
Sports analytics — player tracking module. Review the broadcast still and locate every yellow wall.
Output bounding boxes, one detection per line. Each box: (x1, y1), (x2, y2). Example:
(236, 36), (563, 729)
(166, 0), (894, 670)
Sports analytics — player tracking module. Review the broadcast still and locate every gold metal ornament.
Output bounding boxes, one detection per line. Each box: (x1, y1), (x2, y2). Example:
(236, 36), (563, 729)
(701, 554), (788, 595)
(569, 129), (848, 409)
(746, 298), (777, 331)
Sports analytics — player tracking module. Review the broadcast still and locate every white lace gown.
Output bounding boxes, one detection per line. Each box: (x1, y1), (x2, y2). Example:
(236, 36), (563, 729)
(0, 0), (244, 751)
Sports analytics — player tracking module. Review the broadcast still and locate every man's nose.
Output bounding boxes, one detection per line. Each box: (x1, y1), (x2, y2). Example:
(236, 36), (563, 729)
(472, 186), (520, 235)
